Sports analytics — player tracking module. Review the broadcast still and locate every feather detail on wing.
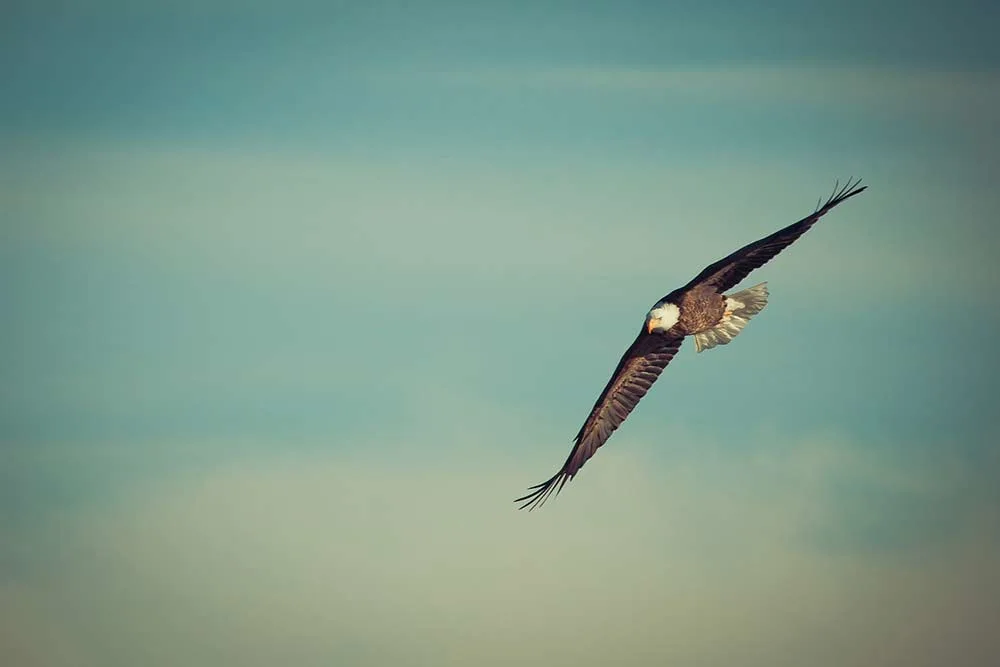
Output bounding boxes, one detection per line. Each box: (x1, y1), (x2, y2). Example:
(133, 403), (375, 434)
(516, 332), (684, 510)
(685, 178), (866, 293)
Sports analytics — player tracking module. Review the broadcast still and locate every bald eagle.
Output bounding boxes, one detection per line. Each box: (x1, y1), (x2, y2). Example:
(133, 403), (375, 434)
(516, 179), (867, 510)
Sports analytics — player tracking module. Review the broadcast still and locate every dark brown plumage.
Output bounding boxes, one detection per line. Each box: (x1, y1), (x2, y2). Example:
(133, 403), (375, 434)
(516, 179), (867, 510)
(677, 284), (727, 333)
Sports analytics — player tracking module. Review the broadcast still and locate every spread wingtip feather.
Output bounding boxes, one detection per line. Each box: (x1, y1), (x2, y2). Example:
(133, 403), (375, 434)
(816, 177), (866, 213)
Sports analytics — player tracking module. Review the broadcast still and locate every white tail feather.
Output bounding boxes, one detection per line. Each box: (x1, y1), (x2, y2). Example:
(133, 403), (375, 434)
(694, 282), (769, 353)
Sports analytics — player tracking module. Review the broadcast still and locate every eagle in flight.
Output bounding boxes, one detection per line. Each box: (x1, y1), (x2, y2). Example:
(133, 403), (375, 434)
(517, 179), (867, 510)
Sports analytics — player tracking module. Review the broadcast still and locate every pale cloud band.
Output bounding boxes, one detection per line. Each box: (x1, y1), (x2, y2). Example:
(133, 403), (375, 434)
(379, 64), (1000, 121)
(2, 434), (997, 667)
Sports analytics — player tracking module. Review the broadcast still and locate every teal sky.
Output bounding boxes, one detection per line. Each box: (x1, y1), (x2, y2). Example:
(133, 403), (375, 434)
(3, 2), (999, 665)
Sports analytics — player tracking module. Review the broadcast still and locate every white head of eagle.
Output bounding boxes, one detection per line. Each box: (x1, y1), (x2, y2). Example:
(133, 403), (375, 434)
(646, 302), (680, 334)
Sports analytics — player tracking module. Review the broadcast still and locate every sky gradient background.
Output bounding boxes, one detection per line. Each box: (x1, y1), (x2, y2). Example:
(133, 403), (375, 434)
(3, 2), (999, 665)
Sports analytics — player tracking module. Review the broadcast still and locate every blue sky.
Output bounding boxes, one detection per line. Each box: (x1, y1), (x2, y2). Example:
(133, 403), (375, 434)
(2, 2), (999, 665)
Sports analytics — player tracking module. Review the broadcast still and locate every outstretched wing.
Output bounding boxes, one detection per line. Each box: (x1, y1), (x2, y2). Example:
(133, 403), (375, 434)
(685, 178), (867, 294)
(516, 331), (684, 510)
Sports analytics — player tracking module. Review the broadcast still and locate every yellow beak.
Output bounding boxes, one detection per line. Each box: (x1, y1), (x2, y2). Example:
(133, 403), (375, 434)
(647, 317), (660, 334)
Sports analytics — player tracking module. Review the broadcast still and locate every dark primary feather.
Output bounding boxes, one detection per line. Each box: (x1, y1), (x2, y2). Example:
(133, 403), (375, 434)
(515, 332), (684, 510)
(685, 178), (867, 293)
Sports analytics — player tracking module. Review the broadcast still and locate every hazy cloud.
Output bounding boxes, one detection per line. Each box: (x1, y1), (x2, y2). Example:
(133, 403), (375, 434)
(389, 65), (1000, 121)
(2, 435), (997, 667)
(5, 141), (995, 303)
